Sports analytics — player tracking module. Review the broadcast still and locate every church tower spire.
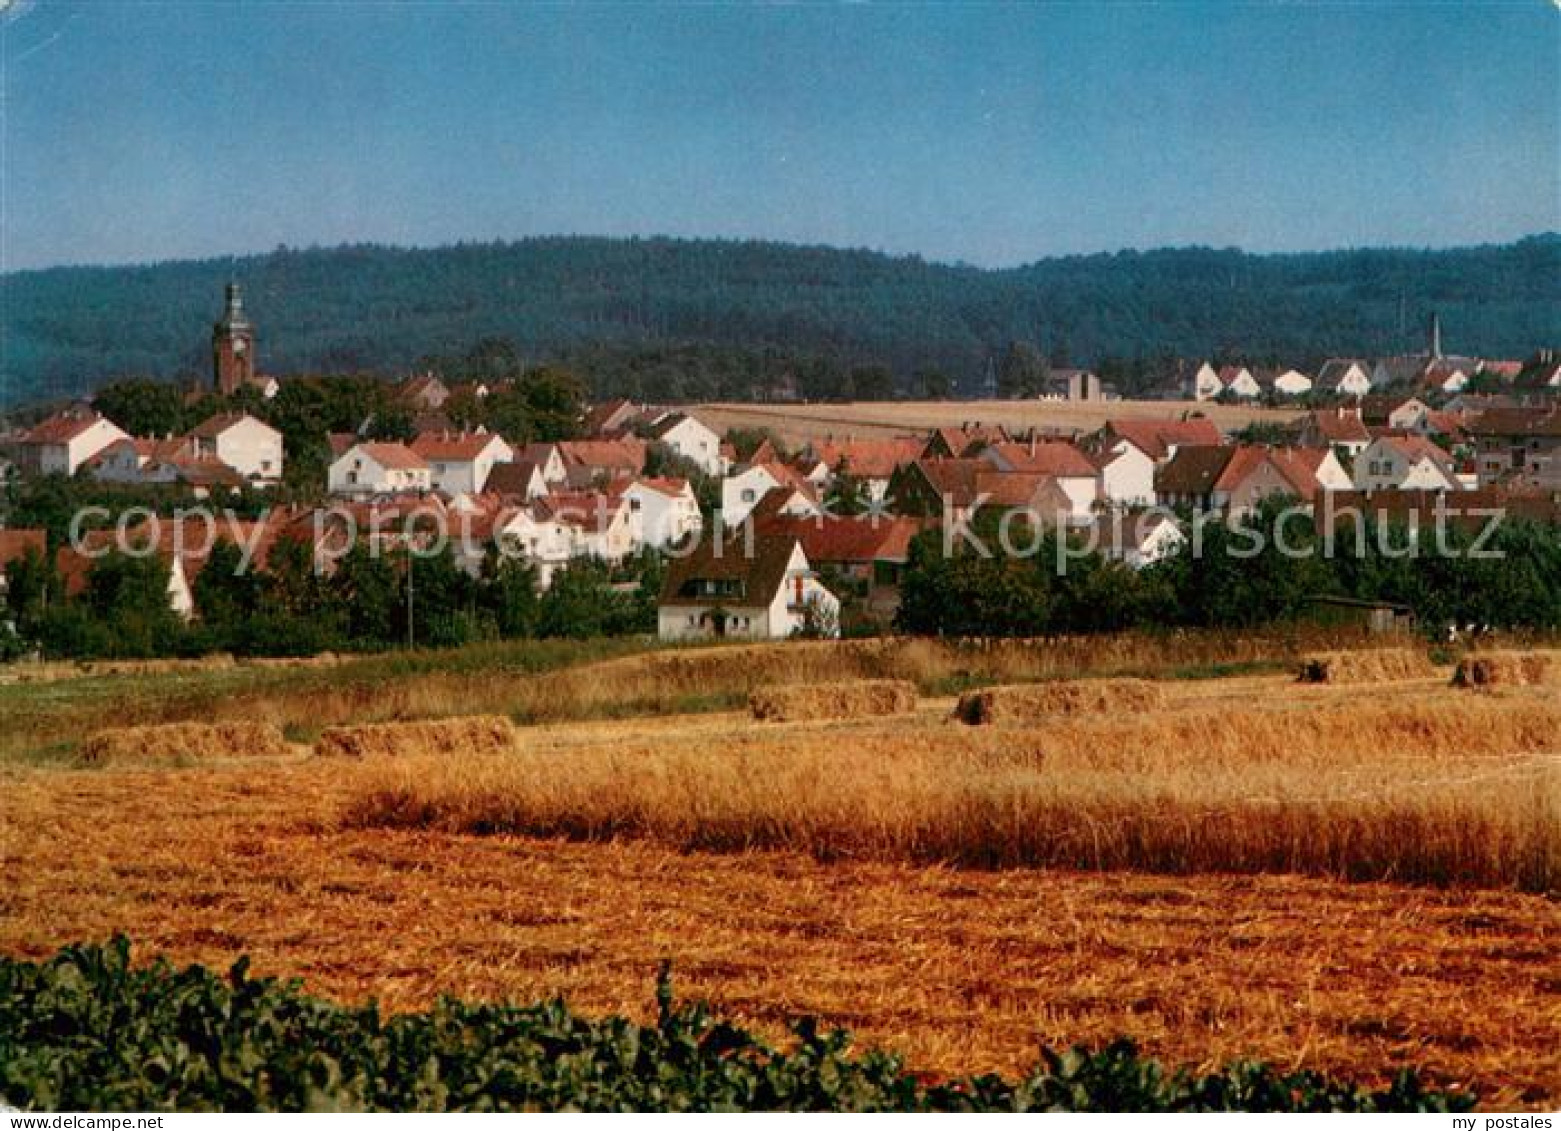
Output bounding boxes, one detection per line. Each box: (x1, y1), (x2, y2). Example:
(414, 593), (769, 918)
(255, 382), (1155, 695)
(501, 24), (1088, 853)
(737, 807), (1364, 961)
(213, 281), (256, 395)
(1428, 311), (1442, 360)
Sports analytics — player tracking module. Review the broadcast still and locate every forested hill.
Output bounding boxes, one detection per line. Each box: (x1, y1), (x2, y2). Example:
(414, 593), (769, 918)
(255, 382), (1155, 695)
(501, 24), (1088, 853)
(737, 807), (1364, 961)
(3, 234), (1557, 406)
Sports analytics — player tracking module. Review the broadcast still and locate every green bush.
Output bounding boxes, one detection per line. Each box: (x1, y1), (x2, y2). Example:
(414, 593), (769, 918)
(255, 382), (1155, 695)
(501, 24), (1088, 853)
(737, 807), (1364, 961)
(0, 940), (1473, 1112)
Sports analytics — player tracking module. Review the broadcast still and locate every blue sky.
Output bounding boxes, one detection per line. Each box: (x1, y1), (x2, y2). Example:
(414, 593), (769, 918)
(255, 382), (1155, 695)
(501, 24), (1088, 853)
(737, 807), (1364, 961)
(2, 1), (1557, 271)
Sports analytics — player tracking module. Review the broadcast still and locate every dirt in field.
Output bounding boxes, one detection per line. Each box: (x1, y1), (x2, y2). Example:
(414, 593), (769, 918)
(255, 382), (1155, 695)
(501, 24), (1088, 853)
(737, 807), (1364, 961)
(2, 745), (1556, 1108)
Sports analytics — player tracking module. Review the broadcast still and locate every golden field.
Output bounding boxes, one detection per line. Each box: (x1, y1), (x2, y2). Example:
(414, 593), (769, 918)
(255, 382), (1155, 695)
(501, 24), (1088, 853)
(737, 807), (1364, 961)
(695, 398), (1302, 445)
(0, 628), (1345, 764)
(2, 638), (1558, 1106)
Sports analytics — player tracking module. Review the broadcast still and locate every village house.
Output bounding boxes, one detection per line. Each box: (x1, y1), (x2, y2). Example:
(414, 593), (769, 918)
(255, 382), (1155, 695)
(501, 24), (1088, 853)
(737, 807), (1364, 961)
(648, 411), (726, 476)
(1353, 434), (1463, 492)
(482, 458), (551, 502)
(327, 441), (432, 497)
(1371, 356), (1428, 391)
(1515, 351), (1561, 392)
(1156, 445), (1348, 514)
(722, 460), (818, 525)
(1099, 417), (1223, 463)
(1077, 511), (1185, 568)
(187, 412), (284, 484)
(620, 477), (703, 549)
(1419, 362), (1472, 396)
(1359, 395), (1431, 432)
(1464, 405), (1561, 489)
(886, 459), (984, 523)
(410, 430), (514, 496)
(1043, 368), (1102, 401)
(514, 442), (570, 486)
(658, 533), (838, 641)
(798, 437), (924, 501)
(16, 410), (130, 477)
(1259, 367), (1313, 398)
(752, 506), (921, 618)
(1215, 365), (1262, 400)
(1315, 359), (1373, 399)
(1088, 439), (1158, 507)
(976, 439), (1101, 520)
(558, 438), (648, 486)
(89, 437), (199, 485)
(1190, 362), (1223, 402)
(524, 491), (638, 565)
(492, 504), (579, 589)
(921, 424), (1009, 459)
(399, 373), (450, 411)
(582, 397), (642, 437)
(1298, 407), (1373, 458)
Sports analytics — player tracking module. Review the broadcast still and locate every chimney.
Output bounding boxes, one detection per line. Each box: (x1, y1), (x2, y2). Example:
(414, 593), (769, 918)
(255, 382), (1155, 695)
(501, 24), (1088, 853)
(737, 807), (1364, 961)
(1028, 434), (1037, 457)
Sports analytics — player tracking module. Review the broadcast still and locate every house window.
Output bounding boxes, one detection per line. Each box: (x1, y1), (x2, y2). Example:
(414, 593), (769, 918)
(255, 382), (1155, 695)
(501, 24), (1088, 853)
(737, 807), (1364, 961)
(741, 489), (755, 502)
(347, 471), (358, 485)
(630, 498), (642, 511)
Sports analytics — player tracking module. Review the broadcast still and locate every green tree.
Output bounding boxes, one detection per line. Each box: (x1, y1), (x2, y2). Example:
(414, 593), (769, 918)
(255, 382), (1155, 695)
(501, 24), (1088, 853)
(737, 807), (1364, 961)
(90, 378), (188, 437)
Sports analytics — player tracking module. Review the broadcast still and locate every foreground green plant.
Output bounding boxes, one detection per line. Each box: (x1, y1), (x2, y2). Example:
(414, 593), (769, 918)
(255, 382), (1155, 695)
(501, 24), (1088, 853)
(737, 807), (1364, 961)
(0, 940), (1473, 1112)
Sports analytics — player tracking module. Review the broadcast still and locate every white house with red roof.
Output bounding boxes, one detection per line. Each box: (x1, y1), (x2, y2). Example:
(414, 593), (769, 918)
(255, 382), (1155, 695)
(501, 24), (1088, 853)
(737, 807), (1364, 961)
(722, 460), (818, 525)
(977, 439), (1101, 520)
(187, 412), (284, 483)
(800, 437), (924, 501)
(18, 410), (129, 476)
(649, 411), (725, 476)
(327, 441), (432, 496)
(410, 430), (514, 495)
(621, 477), (703, 549)
(1190, 362), (1223, 401)
(1354, 435), (1463, 492)
(1299, 407), (1373, 457)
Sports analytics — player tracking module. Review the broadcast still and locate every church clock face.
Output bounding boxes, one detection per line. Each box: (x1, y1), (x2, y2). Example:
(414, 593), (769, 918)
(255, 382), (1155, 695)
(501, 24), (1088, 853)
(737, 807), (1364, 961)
(232, 339), (247, 355)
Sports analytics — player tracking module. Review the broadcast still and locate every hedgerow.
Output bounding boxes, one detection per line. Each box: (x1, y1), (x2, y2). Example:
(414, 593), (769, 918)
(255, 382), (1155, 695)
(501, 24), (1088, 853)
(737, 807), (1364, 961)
(0, 940), (1473, 1112)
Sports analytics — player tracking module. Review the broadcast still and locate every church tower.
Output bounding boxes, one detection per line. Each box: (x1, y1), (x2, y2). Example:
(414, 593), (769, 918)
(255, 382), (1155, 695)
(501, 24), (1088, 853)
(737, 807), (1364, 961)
(1427, 311), (1443, 360)
(212, 282), (256, 395)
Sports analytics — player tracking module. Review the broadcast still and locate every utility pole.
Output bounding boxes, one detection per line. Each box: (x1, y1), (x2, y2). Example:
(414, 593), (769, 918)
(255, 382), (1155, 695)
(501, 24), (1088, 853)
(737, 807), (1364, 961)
(405, 553), (415, 650)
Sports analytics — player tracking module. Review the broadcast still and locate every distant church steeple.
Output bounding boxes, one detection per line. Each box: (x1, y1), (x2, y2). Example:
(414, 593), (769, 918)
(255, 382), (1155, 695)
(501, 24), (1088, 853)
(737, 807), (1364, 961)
(213, 281), (256, 395)
(1428, 311), (1443, 360)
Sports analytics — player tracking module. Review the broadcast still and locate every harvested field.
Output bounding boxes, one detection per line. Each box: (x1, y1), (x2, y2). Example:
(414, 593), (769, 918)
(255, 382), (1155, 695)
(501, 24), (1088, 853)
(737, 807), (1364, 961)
(0, 628), (1378, 764)
(1299, 648), (1437, 684)
(954, 678), (1163, 723)
(750, 679), (918, 721)
(347, 686), (1561, 891)
(77, 721), (291, 766)
(695, 399), (1300, 447)
(0, 745), (1555, 1107)
(315, 715), (515, 759)
(1454, 651), (1559, 689)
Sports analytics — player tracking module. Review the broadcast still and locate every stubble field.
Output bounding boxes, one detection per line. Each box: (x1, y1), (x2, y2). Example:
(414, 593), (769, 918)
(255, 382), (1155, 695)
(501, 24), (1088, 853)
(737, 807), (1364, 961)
(1, 639), (1557, 1107)
(695, 398), (1302, 445)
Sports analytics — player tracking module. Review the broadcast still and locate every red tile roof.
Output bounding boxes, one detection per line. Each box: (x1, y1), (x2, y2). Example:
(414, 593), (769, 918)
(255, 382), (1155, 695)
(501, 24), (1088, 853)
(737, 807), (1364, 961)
(355, 442), (429, 471)
(558, 439), (647, 472)
(1106, 417), (1222, 460)
(984, 440), (1098, 477)
(809, 438), (925, 479)
(188, 412), (269, 439)
(23, 410), (111, 445)
(1308, 408), (1372, 444)
(411, 430), (504, 461)
(754, 513), (921, 565)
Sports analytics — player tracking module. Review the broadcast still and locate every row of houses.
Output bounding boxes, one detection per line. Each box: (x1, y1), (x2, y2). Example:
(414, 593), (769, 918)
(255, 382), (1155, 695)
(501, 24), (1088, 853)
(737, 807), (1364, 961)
(1188, 349), (1561, 403)
(7, 409), (285, 490)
